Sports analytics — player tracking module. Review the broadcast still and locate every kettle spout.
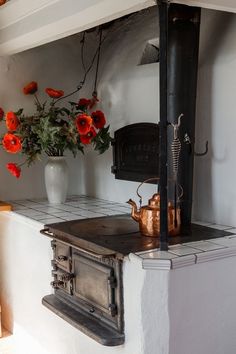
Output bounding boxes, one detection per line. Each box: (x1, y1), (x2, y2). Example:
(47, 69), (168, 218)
(127, 199), (140, 222)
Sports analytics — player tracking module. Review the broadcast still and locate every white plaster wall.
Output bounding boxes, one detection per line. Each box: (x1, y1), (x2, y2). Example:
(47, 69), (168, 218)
(193, 9), (236, 226)
(168, 258), (236, 354)
(79, 7), (160, 205)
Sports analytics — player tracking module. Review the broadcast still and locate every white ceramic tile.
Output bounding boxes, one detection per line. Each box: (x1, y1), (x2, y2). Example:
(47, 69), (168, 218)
(74, 210), (105, 217)
(86, 213), (106, 218)
(63, 215), (84, 221)
(183, 241), (226, 252)
(32, 206), (61, 213)
(31, 214), (48, 221)
(12, 205), (28, 210)
(110, 207), (130, 213)
(96, 209), (121, 216)
(36, 214), (58, 220)
(207, 224), (233, 231)
(207, 238), (236, 247)
(16, 209), (46, 217)
(52, 205), (78, 212)
(140, 250), (178, 260)
(192, 220), (212, 227)
(63, 202), (83, 207)
(15, 201), (39, 207)
(41, 218), (63, 224)
(168, 245), (203, 256)
(226, 228), (236, 234)
(50, 211), (74, 217)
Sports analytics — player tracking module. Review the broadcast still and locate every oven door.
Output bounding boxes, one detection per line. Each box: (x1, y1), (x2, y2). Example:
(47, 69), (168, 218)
(72, 250), (117, 319)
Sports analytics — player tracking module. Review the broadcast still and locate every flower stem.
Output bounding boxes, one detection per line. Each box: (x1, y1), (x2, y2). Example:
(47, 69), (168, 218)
(34, 94), (43, 109)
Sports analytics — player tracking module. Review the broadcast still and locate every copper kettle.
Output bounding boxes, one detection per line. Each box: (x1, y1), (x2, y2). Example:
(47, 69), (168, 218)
(127, 178), (181, 238)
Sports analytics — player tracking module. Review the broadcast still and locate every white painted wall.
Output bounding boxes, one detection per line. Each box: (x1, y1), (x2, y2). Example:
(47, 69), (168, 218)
(168, 258), (236, 354)
(193, 9), (236, 226)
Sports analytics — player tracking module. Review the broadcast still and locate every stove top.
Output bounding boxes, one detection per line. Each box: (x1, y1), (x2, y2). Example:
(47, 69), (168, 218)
(44, 215), (233, 258)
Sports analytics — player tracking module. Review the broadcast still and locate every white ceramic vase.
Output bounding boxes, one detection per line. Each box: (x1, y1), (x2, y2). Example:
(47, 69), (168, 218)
(44, 156), (69, 204)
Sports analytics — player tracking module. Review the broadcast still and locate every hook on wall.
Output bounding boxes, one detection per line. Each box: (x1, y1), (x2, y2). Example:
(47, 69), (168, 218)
(195, 141), (208, 157)
(184, 134), (208, 157)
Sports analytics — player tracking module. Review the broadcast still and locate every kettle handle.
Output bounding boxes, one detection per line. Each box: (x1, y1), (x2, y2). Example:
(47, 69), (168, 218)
(136, 177), (183, 207)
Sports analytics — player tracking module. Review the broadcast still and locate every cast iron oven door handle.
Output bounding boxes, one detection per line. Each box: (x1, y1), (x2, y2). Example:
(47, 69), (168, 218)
(40, 228), (117, 260)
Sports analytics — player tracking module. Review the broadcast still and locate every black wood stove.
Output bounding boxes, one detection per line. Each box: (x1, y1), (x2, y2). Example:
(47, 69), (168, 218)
(40, 215), (232, 346)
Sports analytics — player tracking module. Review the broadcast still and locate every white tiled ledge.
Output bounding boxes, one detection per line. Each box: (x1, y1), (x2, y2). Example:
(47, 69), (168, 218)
(136, 222), (236, 270)
(6, 195), (130, 227)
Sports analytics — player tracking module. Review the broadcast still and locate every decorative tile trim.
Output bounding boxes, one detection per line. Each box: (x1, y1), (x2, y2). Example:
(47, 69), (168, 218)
(171, 255), (196, 269)
(142, 259), (172, 270)
(196, 247), (236, 264)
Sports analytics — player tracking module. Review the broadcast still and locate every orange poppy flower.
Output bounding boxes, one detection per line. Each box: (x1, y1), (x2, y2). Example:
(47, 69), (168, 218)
(23, 81), (38, 95)
(6, 163), (21, 178)
(80, 127), (97, 145)
(2, 133), (22, 153)
(45, 88), (64, 98)
(91, 110), (106, 129)
(6, 111), (20, 131)
(75, 114), (92, 135)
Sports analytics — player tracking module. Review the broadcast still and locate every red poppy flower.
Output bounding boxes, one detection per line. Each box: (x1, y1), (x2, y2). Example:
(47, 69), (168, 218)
(77, 98), (91, 109)
(91, 110), (106, 129)
(6, 111), (20, 131)
(2, 133), (22, 153)
(23, 81), (38, 95)
(0, 107), (4, 120)
(6, 163), (21, 178)
(75, 114), (92, 135)
(45, 88), (64, 99)
(80, 127), (97, 145)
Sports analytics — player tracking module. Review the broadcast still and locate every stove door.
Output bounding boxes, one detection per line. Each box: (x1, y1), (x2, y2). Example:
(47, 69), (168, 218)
(72, 251), (117, 318)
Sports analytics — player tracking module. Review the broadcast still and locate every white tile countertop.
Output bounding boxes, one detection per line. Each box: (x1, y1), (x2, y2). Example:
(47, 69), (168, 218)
(4, 196), (236, 270)
(8, 195), (130, 225)
(137, 222), (236, 270)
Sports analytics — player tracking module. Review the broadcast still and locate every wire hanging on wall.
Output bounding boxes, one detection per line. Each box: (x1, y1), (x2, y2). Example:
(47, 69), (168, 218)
(54, 27), (104, 105)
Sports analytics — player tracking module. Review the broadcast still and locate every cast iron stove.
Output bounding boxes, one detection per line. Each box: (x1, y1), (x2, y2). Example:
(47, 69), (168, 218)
(41, 215), (233, 346)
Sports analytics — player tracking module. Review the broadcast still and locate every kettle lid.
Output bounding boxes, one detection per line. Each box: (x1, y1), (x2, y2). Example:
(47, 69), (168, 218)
(148, 193), (160, 208)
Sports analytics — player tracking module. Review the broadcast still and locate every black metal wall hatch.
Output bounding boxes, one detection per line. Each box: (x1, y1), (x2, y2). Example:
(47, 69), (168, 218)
(112, 122), (159, 183)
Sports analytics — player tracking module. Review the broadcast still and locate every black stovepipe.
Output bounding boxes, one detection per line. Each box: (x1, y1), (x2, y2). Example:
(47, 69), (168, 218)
(158, 2), (201, 250)
(158, 0), (169, 251)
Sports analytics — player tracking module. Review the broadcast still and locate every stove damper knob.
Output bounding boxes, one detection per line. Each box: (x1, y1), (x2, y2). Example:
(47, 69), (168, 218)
(50, 280), (64, 289)
(56, 255), (68, 262)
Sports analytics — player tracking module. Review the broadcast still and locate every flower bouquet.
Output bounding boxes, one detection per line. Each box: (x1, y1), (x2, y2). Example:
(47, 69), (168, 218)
(0, 81), (112, 179)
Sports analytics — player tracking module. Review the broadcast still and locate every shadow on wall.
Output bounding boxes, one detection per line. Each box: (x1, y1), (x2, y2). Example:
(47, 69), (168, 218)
(193, 9), (235, 223)
(81, 7), (160, 202)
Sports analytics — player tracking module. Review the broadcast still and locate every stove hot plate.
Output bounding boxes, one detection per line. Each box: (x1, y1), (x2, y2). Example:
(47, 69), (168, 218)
(45, 215), (233, 258)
